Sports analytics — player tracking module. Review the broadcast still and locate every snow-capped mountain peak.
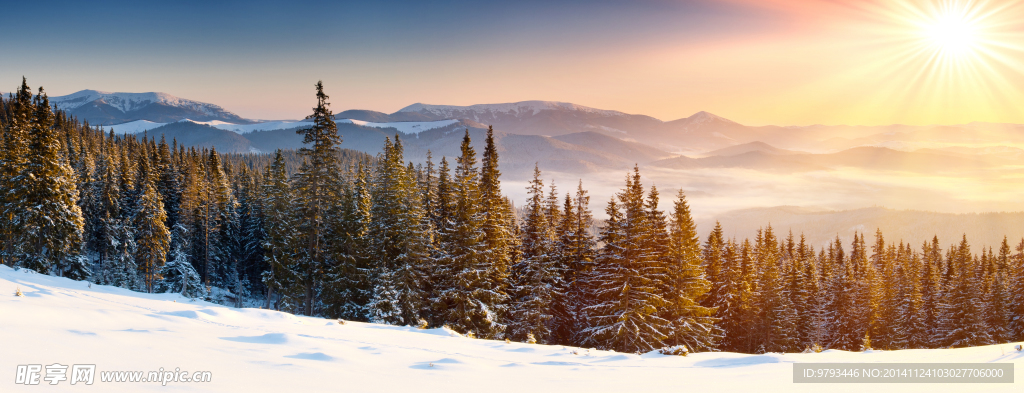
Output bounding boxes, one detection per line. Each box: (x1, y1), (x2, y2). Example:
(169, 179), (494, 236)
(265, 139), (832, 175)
(48, 89), (248, 125)
(51, 90), (228, 116)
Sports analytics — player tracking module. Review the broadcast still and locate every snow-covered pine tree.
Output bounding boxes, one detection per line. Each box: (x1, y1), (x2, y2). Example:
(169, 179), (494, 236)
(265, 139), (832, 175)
(554, 181), (597, 346)
(432, 131), (504, 338)
(878, 242), (910, 349)
(982, 246), (1012, 343)
(133, 181), (170, 293)
(1011, 239), (1024, 341)
(236, 166), (267, 301)
(291, 82), (343, 316)
(509, 165), (560, 343)
(0, 79), (33, 266)
(158, 224), (204, 298)
(785, 232), (807, 347)
(850, 232), (878, 347)
(701, 222), (727, 311)
(9, 87), (85, 275)
(365, 136), (432, 326)
(478, 126), (514, 325)
(323, 162), (372, 319)
(827, 236), (861, 350)
(939, 235), (994, 347)
(754, 225), (798, 353)
(723, 239), (761, 353)
(783, 234), (807, 348)
(803, 245), (830, 349)
(661, 190), (721, 352)
(920, 236), (943, 347)
(205, 149), (240, 293)
(580, 168), (670, 353)
(260, 150), (300, 311)
(904, 242), (929, 348)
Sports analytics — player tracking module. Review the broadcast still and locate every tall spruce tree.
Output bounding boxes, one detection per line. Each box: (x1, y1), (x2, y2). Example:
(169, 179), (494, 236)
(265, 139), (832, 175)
(433, 131), (505, 337)
(662, 190), (721, 352)
(10, 87), (85, 275)
(754, 225), (798, 353)
(556, 181), (597, 346)
(261, 150), (298, 310)
(509, 165), (560, 342)
(365, 136), (432, 326)
(292, 81), (343, 316)
(580, 168), (670, 353)
(0, 79), (33, 266)
(478, 126), (514, 324)
(134, 181), (170, 293)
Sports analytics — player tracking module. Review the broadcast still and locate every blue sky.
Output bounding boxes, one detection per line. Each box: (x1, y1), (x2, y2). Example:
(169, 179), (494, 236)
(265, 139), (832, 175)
(5, 0), (783, 120)
(6, 1), (1023, 125)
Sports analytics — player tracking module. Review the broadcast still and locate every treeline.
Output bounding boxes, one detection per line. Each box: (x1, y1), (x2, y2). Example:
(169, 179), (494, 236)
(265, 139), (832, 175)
(2, 78), (1023, 355)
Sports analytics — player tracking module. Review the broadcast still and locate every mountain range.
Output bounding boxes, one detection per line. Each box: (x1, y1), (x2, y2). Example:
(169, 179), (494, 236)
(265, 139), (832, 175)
(31, 89), (1024, 242)
(41, 89), (1024, 180)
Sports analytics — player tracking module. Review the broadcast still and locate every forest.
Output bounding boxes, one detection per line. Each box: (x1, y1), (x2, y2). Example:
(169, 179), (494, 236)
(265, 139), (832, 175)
(2, 78), (1023, 355)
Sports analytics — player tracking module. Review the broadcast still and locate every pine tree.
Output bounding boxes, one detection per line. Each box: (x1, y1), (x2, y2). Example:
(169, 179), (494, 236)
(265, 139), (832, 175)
(662, 190), (721, 352)
(1010, 238), (1024, 340)
(365, 136), (432, 326)
(9, 87), (85, 275)
(291, 81), (343, 316)
(323, 162), (371, 320)
(701, 222), (727, 311)
(804, 245), (830, 349)
(478, 126), (514, 324)
(509, 165), (560, 342)
(236, 167), (267, 300)
(158, 224), (204, 298)
(723, 239), (761, 353)
(754, 225), (798, 353)
(260, 151), (298, 310)
(827, 236), (860, 350)
(433, 131), (505, 337)
(983, 245), (1012, 343)
(940, 235), (994, 347)
(555, 181), (597, 346)
(204, 148), (237, 290)
(580, 168), (670, 353)
(0, 78), (33, 266)
(134, 181), (170, 293)
(920, 236), (943, 347)
(903, 243), (929, 348)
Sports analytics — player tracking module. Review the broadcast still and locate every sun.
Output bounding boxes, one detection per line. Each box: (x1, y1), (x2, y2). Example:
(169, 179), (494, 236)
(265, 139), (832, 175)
(922, 7), (979, 56)
(924, 12), (977, 54)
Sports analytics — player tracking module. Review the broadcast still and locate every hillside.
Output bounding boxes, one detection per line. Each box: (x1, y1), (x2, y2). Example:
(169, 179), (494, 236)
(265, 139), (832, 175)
(3, 265), (1021, 392)
(143, 121), (257, 153)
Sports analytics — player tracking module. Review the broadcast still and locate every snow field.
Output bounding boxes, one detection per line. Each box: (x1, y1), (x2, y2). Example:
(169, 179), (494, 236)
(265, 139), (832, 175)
(1, 265), (1021, 393)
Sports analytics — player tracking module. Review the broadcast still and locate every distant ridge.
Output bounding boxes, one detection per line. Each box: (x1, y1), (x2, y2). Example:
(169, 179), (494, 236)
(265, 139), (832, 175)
(49, 90), (250, 125)
(700, 141), (802, 157)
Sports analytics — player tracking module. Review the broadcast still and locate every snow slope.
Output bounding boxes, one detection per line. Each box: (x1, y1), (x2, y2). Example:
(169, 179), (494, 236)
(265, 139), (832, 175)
(2, 265), (1021, 392)
(101, 119), (460, 135)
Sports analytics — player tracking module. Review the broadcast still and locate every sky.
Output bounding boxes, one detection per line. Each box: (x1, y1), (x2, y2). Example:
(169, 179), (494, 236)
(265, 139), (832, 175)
(4, 0), (1024, 126)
